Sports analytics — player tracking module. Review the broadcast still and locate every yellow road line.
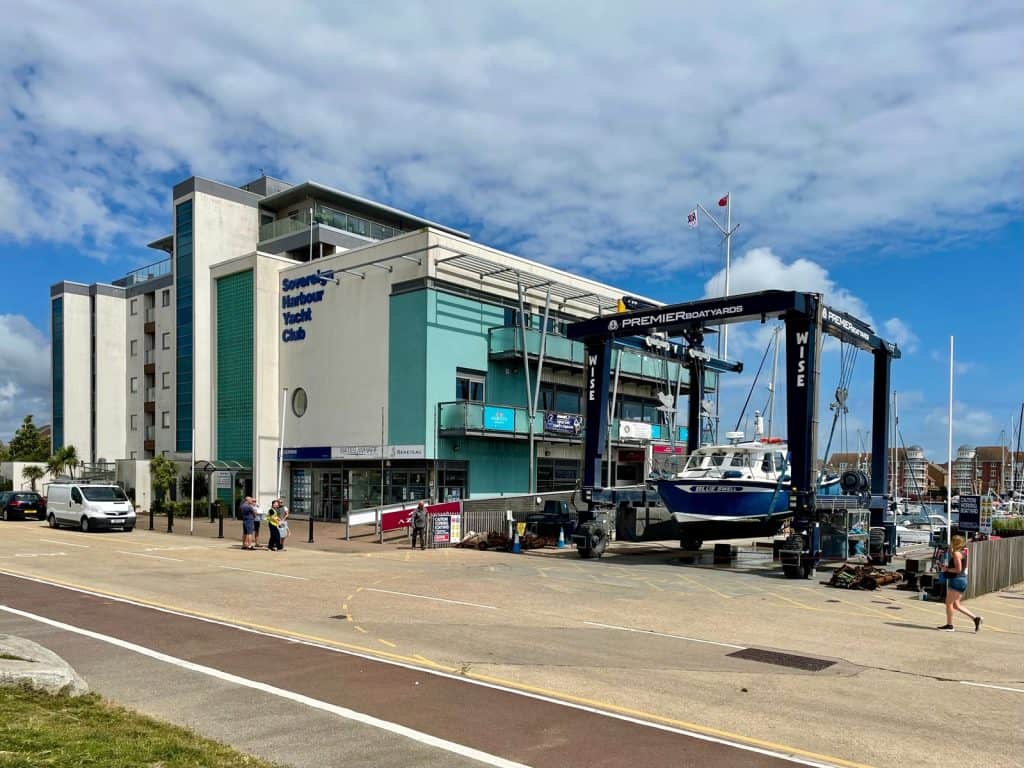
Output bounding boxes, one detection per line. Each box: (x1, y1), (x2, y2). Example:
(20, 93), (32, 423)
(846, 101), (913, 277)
(674, 571), (733, 600)
(378, 639), (397, 648)
(354, 626), (367, 634)
(0, 567), (876, 768)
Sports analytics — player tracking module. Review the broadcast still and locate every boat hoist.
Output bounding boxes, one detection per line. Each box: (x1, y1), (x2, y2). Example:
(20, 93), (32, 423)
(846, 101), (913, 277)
(566, 289), (901, 576)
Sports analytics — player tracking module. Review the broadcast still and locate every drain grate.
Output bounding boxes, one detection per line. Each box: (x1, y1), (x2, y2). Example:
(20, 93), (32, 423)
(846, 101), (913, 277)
(728, 648), (835, 672)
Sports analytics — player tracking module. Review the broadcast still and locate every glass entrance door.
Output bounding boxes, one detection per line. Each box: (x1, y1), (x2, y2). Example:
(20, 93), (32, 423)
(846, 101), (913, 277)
(316, 471), (345, 521)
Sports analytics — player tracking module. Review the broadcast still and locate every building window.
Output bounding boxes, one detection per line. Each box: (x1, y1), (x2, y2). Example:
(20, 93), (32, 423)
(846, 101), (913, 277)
(130, 377), (138, 393)
(130, 414), (138, 431)
(455, 369), (486, 402)
(162, 289), (170, 307)
(175, 199), (194, 452)
(162, 371), (171, 389)
(162, 411), (171, 428)
(540, 383), (581, 414)
(537, 458), (580, 493)
(162, 332), (170, 350)
(51, 297), (64, 451)
(292, 388), (308, 417)
(130, 451), (137, 460)
(130, 339), (138, 357)
(130, 298), (138, 316)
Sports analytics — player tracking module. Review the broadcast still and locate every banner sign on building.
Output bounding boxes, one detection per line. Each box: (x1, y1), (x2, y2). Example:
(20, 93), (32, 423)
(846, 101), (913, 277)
(484, 406), (516, 432)
(331, 444), (426, 460)
(213, 471), (232, 490)
(381, 500), (461, 533)
(544, 412), (582, 436)
(958, 495), (980, 533)
(618, 420), (653, 440)
(653, 444), (687, 455)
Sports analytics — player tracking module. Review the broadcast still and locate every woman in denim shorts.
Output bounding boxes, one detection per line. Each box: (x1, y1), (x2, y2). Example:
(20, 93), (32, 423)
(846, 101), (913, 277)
(938, 534), (982, 632)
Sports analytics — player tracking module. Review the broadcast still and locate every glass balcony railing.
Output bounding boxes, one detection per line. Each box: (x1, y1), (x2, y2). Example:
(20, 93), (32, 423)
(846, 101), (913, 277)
(114, 259), (172, 288)
(145, 425), (155, 440)
(437, 401), (687, 444)
(144, 350), (155, 364)
(488, 326), (703, 388)
(259, 206), (402, 243)
(144, 308), (155, 323)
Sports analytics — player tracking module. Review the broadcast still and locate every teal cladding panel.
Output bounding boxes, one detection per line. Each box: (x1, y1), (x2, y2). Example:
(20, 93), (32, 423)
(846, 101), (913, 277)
(437, 438), (530, 496)
(388, 290), (429, 445)
(216, 270), (254, 464)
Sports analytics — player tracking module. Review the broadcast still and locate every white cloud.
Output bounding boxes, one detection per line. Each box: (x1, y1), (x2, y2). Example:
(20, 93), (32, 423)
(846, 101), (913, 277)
(923, 401), (998, 446)
(883, 318), (919, 354)
(0, 1), (1019, 273)
(0, 315), (50, 439)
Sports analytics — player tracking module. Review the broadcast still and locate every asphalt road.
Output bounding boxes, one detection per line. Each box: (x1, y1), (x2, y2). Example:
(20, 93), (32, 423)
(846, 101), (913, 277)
(0, 520), (1022, 768)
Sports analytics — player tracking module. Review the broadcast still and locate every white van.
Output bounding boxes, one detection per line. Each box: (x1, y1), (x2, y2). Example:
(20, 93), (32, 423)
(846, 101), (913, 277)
(46, 484), (136, 533)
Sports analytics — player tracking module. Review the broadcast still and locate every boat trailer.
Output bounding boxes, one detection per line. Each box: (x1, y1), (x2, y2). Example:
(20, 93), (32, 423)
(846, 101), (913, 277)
(565, 289), (901, 577)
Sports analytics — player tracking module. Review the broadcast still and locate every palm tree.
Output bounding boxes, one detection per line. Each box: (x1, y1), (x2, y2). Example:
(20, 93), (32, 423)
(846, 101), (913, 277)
(21, 465), (45, 492)
(46, 453), (64, 480)
(59, 445), (79, 480)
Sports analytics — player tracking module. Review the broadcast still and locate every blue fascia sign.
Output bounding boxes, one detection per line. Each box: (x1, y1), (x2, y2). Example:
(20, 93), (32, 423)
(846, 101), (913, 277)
(484, 406), (516, 432)
(281, 269), (336, 343)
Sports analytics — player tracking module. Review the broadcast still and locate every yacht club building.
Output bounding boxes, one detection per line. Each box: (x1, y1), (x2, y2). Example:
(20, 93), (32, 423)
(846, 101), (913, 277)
(51, 174), (708, 516)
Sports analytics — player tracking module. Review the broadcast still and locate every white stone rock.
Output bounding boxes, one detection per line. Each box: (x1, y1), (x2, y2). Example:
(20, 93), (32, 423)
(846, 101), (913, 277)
(0, 634), (88, 696)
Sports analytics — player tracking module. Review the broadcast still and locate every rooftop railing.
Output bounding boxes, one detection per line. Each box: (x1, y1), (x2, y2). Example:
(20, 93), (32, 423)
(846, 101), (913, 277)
(114, 259), (172, 288)
(258, 206), (402, 243)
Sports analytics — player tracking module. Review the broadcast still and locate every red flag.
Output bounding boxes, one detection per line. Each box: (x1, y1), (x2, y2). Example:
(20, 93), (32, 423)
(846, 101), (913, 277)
(718, 194), (729, 207)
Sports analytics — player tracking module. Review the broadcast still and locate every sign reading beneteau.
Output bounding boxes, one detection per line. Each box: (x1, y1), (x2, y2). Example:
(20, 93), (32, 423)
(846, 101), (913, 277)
(281, 269), (336, 343)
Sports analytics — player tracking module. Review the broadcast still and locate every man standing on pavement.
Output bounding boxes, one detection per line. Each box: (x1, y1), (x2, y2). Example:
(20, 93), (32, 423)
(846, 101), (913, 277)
(411, 501), (427, 550)
(239, 496), (256, 551)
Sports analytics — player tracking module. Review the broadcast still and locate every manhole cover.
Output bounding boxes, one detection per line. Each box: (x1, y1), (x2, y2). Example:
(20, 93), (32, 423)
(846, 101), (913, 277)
(728, 648), (835, 672)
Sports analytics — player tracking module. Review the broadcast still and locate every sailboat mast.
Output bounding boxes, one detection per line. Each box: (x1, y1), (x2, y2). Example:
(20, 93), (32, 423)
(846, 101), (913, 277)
(767, 326), (779, 437)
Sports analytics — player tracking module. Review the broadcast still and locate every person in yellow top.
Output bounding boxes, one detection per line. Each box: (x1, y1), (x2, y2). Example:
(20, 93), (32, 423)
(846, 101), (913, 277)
(267, 500), (283, 551)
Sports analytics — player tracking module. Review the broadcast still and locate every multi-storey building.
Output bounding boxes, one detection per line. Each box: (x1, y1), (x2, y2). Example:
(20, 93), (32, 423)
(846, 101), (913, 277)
(51, 174), (706, 514)
(825, 447), (931, 499)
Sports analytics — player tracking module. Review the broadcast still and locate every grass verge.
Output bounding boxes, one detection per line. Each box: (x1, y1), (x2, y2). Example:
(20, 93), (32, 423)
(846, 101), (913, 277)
(0, 684), (281, 767)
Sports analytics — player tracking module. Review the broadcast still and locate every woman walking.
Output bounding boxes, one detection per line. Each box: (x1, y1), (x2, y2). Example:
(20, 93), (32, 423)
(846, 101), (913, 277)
(937, 534), (982, 632)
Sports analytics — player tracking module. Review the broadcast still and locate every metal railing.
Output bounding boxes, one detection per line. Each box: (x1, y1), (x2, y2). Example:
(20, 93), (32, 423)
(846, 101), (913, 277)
(114, 259), (172, 288)
(258, 206), (402, 243)
(488, 326), (695, 386)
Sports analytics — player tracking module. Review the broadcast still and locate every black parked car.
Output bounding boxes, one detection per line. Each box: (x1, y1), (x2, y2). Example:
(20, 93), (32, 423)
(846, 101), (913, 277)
(0, 491), (47, 521)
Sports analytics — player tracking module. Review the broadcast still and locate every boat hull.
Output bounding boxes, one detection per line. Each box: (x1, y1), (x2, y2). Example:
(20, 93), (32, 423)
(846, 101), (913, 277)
(657, 478), (791, 523)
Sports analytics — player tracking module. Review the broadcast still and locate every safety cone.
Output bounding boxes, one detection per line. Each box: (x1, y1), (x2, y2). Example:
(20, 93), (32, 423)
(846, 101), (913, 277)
(512, 529), (522, 554)
(556, 526), (566, 549)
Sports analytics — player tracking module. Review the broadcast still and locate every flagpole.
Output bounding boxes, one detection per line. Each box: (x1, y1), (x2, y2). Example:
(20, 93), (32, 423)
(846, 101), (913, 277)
(946, 335), (953, 546)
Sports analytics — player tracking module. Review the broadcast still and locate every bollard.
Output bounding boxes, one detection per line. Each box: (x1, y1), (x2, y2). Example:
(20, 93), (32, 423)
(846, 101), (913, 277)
(308, 514), (314, 544)
(148, 506), (154, 531)
(167, 505), (173, 533)
(217, 508), (224, 539)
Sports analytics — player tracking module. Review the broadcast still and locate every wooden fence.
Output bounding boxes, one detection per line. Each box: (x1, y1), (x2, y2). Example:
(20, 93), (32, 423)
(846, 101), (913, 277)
(964, 536), (1024, 600)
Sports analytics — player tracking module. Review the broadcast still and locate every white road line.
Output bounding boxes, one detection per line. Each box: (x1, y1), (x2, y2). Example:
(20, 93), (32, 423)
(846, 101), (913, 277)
(39, 539), (89, 548)
(116, 551), (184, 562)
(0, 604), (528, 768)
(0, 570), (845, 768)
(960, 681), (1024, 694)
(364, 588), (497, 610)
(218, 566), (308, 581)
(584, 621), (746, 650)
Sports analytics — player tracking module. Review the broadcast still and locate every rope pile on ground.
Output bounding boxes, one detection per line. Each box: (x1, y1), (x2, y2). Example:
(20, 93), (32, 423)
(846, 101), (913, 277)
(823, 564), (902, 590)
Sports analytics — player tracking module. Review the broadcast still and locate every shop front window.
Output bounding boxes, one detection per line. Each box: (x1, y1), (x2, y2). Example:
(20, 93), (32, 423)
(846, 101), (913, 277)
(537, 458), (580, 492)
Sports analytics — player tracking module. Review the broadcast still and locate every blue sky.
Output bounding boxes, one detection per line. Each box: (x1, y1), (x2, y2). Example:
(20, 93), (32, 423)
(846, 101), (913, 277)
(1, 1), (1022, 462)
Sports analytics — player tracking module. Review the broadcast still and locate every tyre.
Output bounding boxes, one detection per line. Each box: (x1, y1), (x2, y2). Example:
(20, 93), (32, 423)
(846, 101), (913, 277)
(680, 538), (703, 551)
(48, 513), (58, 529)
(802, 564), (815, 579)
(577, 545), (596, 559)
(782, 564), (802, 579)
(80, 516), (90, 533)
(1, 509), (8, 522)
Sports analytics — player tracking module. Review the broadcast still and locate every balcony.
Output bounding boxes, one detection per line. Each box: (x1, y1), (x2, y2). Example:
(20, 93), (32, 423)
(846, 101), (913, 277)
(437, 401), (687, 444)
(113, 259), (172, 288)
(144, 350), (155, 365)
(488, 326), (706, 388)
(258, 206), (402, 243)
(145, 425), (155, 440)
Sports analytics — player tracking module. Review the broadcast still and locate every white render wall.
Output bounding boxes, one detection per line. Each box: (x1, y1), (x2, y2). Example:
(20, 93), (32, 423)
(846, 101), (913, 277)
(155, 284), (176, 455)
(278, 232), (428, 453)
(60, 291), (92, 459)
(174, 189), (259, 461)
(93, 291), (126, 463)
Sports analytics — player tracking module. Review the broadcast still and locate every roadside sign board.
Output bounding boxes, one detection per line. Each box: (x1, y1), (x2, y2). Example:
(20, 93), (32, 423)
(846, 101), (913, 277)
(214, 471), (232, 490)
(980, 497), (994, 536)
(433, 515), (451, 543)
(958, 495), (980, 532)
